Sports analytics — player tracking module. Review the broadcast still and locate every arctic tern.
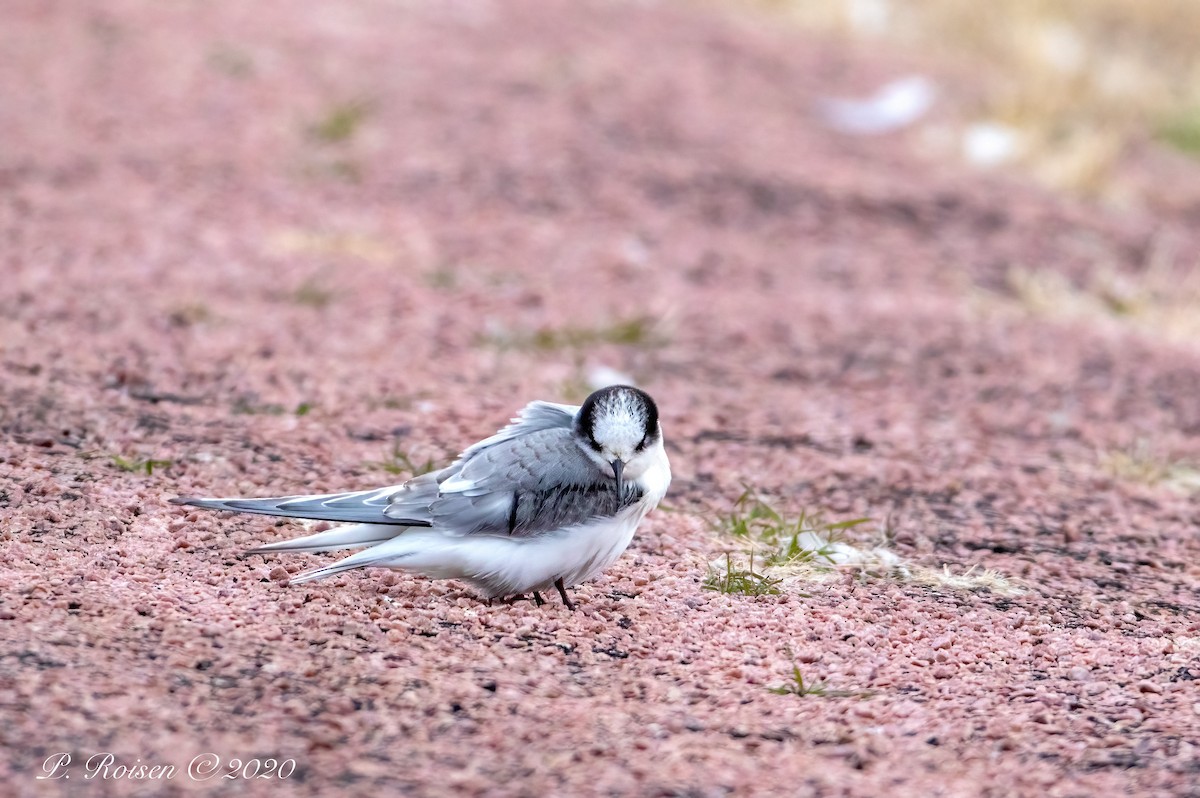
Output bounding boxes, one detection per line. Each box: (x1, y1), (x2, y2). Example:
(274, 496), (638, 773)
(172, 386), (670, 610)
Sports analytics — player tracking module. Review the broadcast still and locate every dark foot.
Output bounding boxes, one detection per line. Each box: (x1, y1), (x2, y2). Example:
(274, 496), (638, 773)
(532, 591), (545, 607)
(553, 578), (576, 611)
(500, 594), (525, 605)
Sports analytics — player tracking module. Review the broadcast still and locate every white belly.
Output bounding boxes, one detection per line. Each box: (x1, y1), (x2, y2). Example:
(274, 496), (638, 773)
(416, 447), (670, 597)
(497, 510), (645, 595)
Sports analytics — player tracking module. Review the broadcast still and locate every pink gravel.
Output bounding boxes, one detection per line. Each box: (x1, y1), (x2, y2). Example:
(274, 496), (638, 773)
(3, 1), (1200, 796)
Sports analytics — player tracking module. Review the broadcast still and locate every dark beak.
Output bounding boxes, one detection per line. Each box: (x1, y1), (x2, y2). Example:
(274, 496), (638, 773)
(610, 459), (624, 496)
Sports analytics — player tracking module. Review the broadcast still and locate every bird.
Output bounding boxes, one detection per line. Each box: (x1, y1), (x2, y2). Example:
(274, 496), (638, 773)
(171, 385), (671, 610)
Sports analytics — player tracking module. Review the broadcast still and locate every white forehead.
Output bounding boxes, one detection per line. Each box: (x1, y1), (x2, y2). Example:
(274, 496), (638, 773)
(592, 410), (645, 449)
(590, 391), (648, 448)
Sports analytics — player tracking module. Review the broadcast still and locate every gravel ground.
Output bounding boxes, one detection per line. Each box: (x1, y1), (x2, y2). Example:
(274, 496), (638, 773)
(3, 1), (1199, 796)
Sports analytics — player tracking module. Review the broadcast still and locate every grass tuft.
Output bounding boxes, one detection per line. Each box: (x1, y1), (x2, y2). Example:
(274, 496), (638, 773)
(1159, 109), (1200, 155)
(721, 488), (872, 568)
(424, 266), (459, 291)
(710, 490), (1022, 595)
(167, 303), (213, 328)
(111, 455), (172, 475)
(291, 278), (336, 309)
(480, 316), (667, 352)
(768, 663), (832, 697)
(768, 651), (873, 698)
(368, 443), (438, 478)
(307, 100), (372, 144)
(232, 397), (286, 416)
(707, 487), (1025, 593)
(703, 552), (782, 596)
(207, 44), (254, 79)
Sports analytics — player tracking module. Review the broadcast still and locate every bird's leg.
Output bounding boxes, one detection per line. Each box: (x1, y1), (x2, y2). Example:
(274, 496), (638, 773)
(500, 594), (525, 605)
(532, 591), (545, 607)
(553, 578), (576, 611)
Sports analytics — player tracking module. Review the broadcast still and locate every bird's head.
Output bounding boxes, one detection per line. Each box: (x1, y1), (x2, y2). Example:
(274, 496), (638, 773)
(574, 385), (661, 495)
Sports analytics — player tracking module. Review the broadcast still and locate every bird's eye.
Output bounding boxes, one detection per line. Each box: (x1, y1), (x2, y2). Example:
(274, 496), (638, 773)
(634, 436), (647, 453)
(588, 436), (603, 453)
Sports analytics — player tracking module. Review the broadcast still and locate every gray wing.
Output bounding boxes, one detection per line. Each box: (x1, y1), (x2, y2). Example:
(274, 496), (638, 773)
(170, 485), (432, 525)
(384, 428), (642, 537)
(173, 400), (587, 528)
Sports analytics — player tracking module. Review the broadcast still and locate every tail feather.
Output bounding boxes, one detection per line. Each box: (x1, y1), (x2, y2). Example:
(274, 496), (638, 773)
(246, 523), (404, 554)
(281, 530), (471, 586)
(171, 486), (430, 526)
(287, 543), (413, 584)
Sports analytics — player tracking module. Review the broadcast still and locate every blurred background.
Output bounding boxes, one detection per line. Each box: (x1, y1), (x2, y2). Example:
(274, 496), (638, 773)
(4, 0), (1200, 473)
(762, 0), (1200, 201)
(4, 0), (1200, 484)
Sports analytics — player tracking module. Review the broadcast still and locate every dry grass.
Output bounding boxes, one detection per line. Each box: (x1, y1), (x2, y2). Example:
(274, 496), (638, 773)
(749, 0), (1200, 196)
(1101, 442), (1200, 496)
(1000, 249), (1200, 347)
(266, 229), (396, 263)
(477, 315), (670, 352)
(904, 564), (1024, 596)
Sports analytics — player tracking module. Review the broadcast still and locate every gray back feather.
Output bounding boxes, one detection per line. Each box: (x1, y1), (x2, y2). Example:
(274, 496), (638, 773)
(384, 405), (639, 537)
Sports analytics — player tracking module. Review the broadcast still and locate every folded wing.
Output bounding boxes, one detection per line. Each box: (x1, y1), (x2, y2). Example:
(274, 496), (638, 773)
(403, 428), (642, 538)
(170, 400), (596, 533)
